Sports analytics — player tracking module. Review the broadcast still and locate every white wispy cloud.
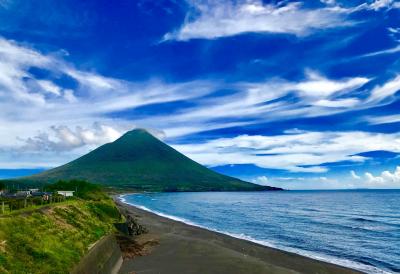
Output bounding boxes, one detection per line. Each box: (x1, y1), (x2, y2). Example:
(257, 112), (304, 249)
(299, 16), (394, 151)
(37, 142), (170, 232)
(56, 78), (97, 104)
(359, 28), (400, 58)
(367, 75), (400, 103)
(172, 131), (400, 173)
(164, 0), (355, 41)
(294, 70), (369, 98)
(0, 37), (216, 151)
(361, 45), (400, 57)
(367, 114), (400, 125)
(154, 71), (370, 131)
(0, 38), (53, 105)
(0, 36), (399, 171)
(367, 0), (399, 10)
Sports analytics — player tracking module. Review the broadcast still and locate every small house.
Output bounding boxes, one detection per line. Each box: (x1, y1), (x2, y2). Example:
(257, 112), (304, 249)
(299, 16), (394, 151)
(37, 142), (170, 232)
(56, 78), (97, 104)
(57, 191), (74, 197)
(16, 191), (31, 198)
(31, 192), (52, 200)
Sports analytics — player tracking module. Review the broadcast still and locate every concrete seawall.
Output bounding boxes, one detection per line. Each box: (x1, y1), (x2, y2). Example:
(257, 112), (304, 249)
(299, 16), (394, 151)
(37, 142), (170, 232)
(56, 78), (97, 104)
(71, 234), (123, 274)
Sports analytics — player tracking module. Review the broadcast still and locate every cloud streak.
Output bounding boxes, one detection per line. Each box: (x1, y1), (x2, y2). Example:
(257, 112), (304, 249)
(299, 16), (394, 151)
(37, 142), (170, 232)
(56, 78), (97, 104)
(164, 0), (355, 41)
(367, 114), (400, 125)
(0, 36), (399, 174)
(172, 131), (400, 173)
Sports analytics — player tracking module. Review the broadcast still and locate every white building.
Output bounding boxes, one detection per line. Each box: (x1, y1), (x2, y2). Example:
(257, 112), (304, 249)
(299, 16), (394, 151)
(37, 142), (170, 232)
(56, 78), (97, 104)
(57, 191), (74, 197)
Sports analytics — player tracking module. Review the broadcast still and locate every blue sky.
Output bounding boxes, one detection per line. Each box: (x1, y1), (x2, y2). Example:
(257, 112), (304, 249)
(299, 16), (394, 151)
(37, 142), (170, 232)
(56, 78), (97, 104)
(0, 0), (400, 189)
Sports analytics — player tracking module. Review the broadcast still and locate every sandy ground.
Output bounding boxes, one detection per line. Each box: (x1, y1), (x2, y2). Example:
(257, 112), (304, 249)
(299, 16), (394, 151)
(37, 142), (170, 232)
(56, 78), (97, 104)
(115, 200), (362, 274)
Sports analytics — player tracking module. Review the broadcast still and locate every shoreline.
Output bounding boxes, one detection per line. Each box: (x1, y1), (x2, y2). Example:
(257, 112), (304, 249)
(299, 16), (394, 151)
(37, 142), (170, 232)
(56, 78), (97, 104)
(115, 198), (363, 274)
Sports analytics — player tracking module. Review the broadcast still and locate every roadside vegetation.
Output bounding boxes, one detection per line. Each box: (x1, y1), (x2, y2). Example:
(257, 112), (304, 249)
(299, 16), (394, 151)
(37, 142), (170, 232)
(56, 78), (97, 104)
(0, 180), (122, 274)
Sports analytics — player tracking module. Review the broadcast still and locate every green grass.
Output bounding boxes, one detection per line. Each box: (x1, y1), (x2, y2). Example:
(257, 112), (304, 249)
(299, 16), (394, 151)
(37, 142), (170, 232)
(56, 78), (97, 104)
(6, 129), (280, 192)
(1, 199), (75, 217)
(0, 181), (122, 274)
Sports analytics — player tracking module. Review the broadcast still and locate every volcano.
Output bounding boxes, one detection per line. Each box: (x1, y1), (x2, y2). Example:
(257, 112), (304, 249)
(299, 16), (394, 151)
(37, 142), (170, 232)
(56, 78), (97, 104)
(11, 129), (281, 191)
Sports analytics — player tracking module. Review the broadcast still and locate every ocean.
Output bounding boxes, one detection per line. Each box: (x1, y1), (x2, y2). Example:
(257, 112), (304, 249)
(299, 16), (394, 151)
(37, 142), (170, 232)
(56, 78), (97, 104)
(120, 190), (400, 274)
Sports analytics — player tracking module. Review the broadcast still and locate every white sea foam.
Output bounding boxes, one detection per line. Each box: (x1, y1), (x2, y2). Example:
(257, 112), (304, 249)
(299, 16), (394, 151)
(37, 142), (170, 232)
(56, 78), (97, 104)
(118, 195), (393, 274)
(118, 194), (127, 203)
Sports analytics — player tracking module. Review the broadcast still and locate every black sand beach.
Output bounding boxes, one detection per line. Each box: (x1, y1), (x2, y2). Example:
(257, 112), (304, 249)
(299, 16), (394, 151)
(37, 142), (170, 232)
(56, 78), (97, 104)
(115, 200), (362, 274)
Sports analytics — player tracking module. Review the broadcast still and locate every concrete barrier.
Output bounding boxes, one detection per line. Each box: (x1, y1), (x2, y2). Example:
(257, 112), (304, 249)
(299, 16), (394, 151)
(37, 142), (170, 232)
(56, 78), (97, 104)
(71, 234), (123, 274)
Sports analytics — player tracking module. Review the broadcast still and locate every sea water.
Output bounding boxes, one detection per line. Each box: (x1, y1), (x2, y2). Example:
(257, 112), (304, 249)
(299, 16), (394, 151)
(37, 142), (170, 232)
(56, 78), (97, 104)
(120, 190), (400, 274)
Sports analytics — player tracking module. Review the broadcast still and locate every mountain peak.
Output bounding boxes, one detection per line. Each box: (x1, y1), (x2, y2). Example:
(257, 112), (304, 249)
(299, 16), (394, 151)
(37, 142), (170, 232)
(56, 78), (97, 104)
(120, 128), (160, 141)
(127, 128), (150, 134)
(122, 128), (151, 136)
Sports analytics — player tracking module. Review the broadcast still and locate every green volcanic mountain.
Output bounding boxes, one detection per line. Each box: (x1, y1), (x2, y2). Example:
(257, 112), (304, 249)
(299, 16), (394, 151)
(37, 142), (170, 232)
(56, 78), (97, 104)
(10, 129), (281, 191)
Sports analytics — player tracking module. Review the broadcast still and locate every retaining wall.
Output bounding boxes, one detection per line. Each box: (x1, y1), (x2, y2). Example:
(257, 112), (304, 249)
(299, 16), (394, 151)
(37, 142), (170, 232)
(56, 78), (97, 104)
(71, 234), (123, 274)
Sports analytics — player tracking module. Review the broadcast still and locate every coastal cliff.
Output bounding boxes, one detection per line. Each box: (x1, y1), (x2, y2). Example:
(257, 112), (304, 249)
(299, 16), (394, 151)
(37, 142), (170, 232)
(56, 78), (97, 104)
(0, 182), (122, 273)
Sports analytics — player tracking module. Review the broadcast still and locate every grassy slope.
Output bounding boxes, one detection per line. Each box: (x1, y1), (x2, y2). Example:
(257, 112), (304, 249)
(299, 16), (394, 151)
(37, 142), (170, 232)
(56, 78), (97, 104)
(15, 129), (277, 191)
(0, 182), (121, 274)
